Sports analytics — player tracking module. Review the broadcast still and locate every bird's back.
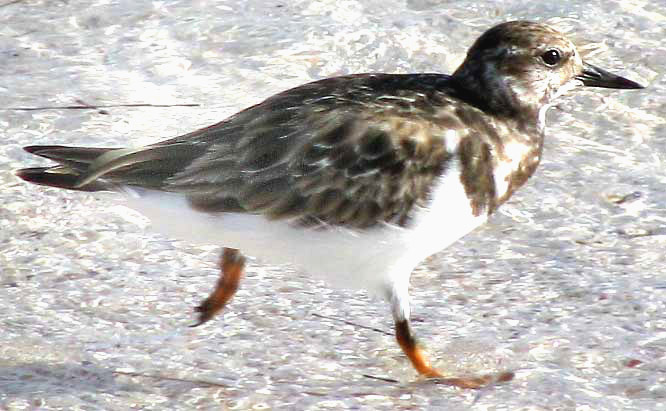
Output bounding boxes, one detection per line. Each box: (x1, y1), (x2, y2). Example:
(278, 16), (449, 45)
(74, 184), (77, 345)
(20, 73), (527, 231)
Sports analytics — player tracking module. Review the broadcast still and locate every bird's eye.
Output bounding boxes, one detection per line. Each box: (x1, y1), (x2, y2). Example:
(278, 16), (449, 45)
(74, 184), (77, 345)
(541, 49), (561, 66)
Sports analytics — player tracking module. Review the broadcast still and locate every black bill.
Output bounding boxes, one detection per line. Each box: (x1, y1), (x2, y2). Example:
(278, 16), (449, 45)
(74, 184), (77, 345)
(577, 62), (644, 89)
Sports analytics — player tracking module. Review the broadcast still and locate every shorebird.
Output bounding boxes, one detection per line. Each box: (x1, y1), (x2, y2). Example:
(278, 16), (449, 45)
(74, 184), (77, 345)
(16, 20), (643, 388)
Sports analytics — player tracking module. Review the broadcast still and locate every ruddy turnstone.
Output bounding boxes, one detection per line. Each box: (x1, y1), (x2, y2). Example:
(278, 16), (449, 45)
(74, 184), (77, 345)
(16, 21), (643, 389)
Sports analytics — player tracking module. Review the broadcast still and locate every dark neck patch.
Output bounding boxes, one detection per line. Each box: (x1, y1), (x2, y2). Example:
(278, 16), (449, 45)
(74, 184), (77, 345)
(457, 135), (498, 217)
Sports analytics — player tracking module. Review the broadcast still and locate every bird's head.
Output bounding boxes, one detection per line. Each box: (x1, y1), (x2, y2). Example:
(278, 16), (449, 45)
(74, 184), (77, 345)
(453, 21), (643, 121)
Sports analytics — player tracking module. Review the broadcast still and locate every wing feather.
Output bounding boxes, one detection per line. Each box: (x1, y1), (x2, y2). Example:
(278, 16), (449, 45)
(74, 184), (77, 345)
(165, 74), (465, 228)
(22, 74), (468, 229)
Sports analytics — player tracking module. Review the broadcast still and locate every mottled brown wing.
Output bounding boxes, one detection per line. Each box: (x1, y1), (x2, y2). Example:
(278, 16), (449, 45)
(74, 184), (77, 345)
(165, 74), (463, 228)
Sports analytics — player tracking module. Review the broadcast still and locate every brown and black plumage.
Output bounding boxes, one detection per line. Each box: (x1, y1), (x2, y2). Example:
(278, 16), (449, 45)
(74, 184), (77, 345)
(16, 21), (643, 388)
(21, 74), (469, 228)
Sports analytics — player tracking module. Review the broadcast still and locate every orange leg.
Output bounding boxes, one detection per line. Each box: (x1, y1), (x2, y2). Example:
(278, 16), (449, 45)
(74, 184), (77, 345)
(395, 319), (514, 388)
(190, 247), (246, 327)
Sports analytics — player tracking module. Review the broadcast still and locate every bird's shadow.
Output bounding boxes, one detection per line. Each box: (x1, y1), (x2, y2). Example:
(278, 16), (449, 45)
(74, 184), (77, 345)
(0, 361), (148, 398)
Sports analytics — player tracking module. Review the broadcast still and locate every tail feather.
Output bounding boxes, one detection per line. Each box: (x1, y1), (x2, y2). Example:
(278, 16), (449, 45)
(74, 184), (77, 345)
(16, 145), (117, 191)
(74, 143), (193, 188)
(15, 166), (109, 191)
(23, 145), (115, 172)
(16, 143), (206, 192)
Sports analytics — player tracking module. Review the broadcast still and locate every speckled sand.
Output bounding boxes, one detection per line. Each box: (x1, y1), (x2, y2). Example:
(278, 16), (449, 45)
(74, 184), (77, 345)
(1, 1), (665, 410)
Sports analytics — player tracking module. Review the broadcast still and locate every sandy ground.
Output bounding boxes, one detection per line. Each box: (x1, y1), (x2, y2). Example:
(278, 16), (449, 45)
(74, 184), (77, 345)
(1, 0), (665, 410)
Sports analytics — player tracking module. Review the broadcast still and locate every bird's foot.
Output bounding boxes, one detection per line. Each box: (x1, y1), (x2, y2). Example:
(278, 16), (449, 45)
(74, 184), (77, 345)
(425, 369), (515, 389)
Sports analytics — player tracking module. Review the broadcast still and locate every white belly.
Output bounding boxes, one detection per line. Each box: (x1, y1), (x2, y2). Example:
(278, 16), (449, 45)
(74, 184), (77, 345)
(122, 158), (487, 296)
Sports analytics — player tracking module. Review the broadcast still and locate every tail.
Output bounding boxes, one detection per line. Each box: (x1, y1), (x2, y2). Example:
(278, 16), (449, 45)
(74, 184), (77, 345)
(16, 143), (204, 192)
(16, 145), (116, 191)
